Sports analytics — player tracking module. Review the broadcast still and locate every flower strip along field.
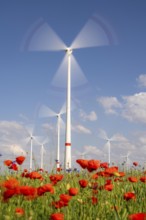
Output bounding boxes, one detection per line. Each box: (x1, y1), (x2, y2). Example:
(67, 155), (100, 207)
(0, 157), (146, 220)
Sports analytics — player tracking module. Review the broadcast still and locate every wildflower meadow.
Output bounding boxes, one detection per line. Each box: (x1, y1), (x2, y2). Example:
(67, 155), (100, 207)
(0, 156), (146, 220)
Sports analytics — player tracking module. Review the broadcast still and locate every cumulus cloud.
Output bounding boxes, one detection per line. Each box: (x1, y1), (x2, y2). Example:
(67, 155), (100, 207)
(97, 96), (122, 114)
(97, 92), (146, 124)
(72, 124), (91, 134)
(0, 121), (28, 161)
(80, 110), (97, 121)
(122, 92), (146, 123)
(137, 74), (146, 87)
(83, 145), (103, 156)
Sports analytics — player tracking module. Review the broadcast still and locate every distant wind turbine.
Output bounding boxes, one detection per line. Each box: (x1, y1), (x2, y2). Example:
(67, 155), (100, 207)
(39, 104), (66, 169)
(35, 137), (48, 170)
(99, 129), (117, 165)
(121, 151), (131, 171)
(76, 150), (89, 159)
(25, 125), (40, 170)
(22, 14), (117, 170)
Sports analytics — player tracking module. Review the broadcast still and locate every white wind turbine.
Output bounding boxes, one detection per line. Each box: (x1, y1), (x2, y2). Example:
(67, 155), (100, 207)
(39, 104), (66, 169)
(25, 125), (40, 171)
(22, 14), (117, 170)
(99, 129), (117, 166)
(36, 137), (48, 170)
(121, 151), (131, 171)
(75, 150), (89, 160)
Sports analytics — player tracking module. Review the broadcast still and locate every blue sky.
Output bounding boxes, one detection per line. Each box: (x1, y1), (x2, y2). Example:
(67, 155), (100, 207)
(0, 0), (146, 170)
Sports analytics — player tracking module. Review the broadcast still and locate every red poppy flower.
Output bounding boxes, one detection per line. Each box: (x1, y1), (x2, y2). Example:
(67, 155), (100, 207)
(76, 159), (88, 169)
(9, 163), (18, 171)
(128, 212), (146, 220)
(91, 196), (98, 205)
(140, 176), (146, 183)
(91, 173), (98, 179)
(57, 167), (62, 172)
(16, 156), (25, 165)
(60, 194), (72, 203)
(50, 212), (64, 220)
(124, 192), (136, 201)
(79, 179), (88, 188)
(4, 160), (12, 167)
(19, 185), (37, 198)
(52, 200), (68, 209)
(15, 207), (25, 216)
(29, 171), (43, 180)
(128, 177), (138, 183)
(97, 171), (110, 177)
(100, 162), (109, 169)
(50, 174), (64, 184)
(37, 184), (54, 196)
(87, 160), (100, 172)
(69, 188), (79, 196)
(118, 172), (125, 177)
(104, 184), (114, 191)
(106, 179), (112, 185)
(105, 166), (118, 174)
(3, 178), (19, 189)
(3, 189), (17, 201)
(133, 162), (138, 166)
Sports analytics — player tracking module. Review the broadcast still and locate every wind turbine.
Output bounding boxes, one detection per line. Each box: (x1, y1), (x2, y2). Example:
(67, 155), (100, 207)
(39, 104), (66, 169)
(24, 125), (40, 171)
(75, 150), (89, 160)
(98, 129), (117, 166)
(121, 152), (131, 171)
(35, 137), (48, 170)
(22, 14), (117, 170)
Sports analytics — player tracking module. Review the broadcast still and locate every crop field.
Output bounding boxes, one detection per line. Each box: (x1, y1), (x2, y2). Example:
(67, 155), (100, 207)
(0, 156), (146, 220)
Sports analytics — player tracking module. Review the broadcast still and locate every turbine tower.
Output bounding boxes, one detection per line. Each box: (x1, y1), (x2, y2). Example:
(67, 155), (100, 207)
(22, 14), (117, 170)
(39, 104), (66, 169)
(99, 129), (117, 165)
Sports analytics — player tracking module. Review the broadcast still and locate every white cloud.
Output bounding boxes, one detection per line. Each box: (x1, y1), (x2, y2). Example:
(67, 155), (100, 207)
(83, 145), (103, 156)
(137, 74), (146, 87)
(122, 92), (146, 123)
(72, 124), (91, 134)
(80, 110), (97, 121)
(97, 92), (146, 124)
(97, 96), (122, 114)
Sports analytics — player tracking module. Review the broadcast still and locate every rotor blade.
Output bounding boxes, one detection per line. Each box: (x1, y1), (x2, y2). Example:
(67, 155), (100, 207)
(59, 102), (66, 115)
(39, 105), (57, 118)
(25, 124), (34, 137)
(71, 14), (118, 49)
(60, 118), (65, 131)
(51, 54), (88, 88)
(98, 129), (108, 140)
(21, 18), (67, 51)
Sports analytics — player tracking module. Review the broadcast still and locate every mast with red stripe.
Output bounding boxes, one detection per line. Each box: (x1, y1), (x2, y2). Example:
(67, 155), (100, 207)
(65, 48), (72, 170)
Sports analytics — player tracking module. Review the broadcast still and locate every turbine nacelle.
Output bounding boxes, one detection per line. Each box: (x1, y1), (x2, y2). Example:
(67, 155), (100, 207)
(66, 47), (72, 55)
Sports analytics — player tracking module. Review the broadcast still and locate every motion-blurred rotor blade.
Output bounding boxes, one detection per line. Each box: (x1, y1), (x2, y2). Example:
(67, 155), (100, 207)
(71, 14), (117, 49)
(98, 129), (108, 140)
(39, 105), (57, 118)
(51, 55), (67, 88)
(60, 102), (66, 115)
(60, 118), (65, 131)
(25, 124), (34, 136)
(110, 135), (118, 142)
(21, 18), (67, 51)
(51, 54), (88, 88)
